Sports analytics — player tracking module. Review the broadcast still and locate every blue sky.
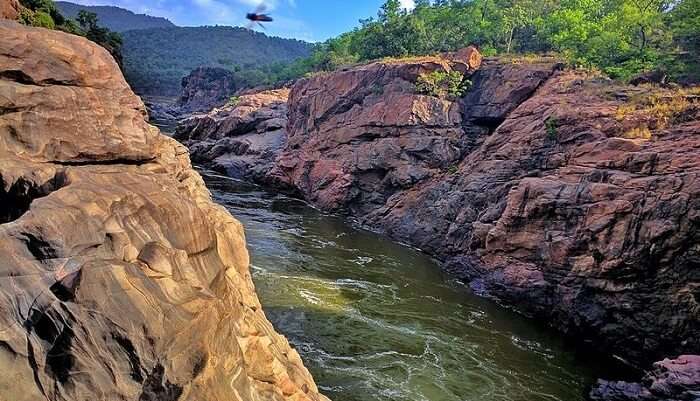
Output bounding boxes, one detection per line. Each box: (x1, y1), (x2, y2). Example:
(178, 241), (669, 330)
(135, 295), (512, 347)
(67, 0), (416, 42)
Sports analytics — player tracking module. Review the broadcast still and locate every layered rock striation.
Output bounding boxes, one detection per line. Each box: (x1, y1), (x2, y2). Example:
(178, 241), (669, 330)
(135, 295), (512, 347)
(0, 20), (327, 401)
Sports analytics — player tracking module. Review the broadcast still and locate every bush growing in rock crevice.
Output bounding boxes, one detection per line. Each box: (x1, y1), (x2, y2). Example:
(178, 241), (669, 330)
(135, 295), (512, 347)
(415, 70), (471, 99)
(545, 116), (559, 141)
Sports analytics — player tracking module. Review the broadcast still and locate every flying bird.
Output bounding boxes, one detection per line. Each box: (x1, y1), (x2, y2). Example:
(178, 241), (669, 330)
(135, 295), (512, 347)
(246, 4), (273, 30)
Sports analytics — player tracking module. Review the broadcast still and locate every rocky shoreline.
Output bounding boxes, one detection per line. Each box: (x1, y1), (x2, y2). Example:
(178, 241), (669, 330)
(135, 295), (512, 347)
(176, 49), (700, 399)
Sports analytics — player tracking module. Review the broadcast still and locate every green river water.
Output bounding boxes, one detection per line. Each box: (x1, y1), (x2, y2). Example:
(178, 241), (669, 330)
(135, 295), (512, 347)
(203, 171), (610, 401)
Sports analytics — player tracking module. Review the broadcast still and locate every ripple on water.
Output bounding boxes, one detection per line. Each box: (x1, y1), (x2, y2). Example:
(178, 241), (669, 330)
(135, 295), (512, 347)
(202, 171), (613, 401)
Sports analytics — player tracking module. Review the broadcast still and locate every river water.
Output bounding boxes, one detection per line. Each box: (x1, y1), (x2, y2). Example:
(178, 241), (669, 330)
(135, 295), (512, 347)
(203, 171), (606, 401)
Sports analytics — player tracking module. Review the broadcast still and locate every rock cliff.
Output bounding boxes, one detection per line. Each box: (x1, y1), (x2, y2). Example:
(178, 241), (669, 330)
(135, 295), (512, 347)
(177, 49), (700, 396)
(0, 20), (328, 401)
(174, 89), (289, 182)
(178, 66), (238, 113)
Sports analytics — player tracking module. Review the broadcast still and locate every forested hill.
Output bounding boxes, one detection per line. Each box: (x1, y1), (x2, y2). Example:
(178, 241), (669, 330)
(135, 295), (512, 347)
(55, 2), (175, 32)
(121, 26), (312, 96)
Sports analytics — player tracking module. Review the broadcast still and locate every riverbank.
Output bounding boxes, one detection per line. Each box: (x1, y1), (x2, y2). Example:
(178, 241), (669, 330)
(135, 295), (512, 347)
(175, 50), (700, 397)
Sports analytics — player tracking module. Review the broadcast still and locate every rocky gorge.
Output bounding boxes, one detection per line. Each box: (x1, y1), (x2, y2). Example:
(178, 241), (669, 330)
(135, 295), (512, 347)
(177, 48), (700, 398)
(0, 19), (328, 401)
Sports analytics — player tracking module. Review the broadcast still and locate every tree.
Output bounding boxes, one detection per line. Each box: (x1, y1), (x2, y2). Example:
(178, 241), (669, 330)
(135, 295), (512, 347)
(273, 0), (697, 83)
(668, 0), (700, 82)
(76, 10), (99, 31)
(379, 0), (403, 22)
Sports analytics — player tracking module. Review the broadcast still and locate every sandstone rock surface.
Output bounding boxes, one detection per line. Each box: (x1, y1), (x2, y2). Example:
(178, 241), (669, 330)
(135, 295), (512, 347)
(0, 20), (328, 401)
(0, 0), (21, 20)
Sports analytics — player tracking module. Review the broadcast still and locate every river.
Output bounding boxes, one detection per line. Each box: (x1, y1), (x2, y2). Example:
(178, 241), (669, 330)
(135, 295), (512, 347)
(203, 171), (612, 401)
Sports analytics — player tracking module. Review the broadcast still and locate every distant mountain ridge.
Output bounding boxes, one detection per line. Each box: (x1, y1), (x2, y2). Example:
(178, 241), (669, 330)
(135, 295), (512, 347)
(55, 1), (176, 32)
(121, 26), (313, 96)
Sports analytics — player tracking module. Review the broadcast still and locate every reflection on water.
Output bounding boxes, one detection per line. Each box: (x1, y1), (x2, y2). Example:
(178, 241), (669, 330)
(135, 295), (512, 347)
(203, 171), (604, 401)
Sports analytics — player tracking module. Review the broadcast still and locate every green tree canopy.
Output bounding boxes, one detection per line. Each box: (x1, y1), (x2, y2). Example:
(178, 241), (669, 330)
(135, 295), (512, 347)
(296, 0), (698, 83)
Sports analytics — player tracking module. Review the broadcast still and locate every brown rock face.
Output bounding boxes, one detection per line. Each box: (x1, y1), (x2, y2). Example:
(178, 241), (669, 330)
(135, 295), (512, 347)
(0, 20), (328, 401)
(0, 0), (21, 20)
(174, 89), (289, 182)
(277, 56), (474, 210)
(178, 66), (238, 113)
(366, 69), (700, 365)
(177, 53), (699, 372)
(449, 45), (483, 73)
(591, 355), (700, 400)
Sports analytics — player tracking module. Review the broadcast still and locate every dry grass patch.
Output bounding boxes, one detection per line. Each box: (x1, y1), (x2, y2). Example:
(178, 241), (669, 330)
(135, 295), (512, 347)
(614, 86), (700, 138)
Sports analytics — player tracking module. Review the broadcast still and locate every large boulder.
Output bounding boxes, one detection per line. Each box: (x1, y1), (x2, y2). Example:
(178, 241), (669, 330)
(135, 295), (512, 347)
(279, 57), (700, 365)
(591, 355), (700, 400)
(276, 55), (474, 210)
(178, 66), (238, 113)
(174, 89), (289, 182)
(0, 20), (328, 401)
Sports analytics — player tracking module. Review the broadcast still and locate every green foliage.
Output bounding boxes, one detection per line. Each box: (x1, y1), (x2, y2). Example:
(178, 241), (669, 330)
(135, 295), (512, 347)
(667, 0), (700, 84)
(18, 0), (123, 67)
(56, 18), (82, 35)
(416, 70), (470, 98)
(120, 27), (313, 95)
(288, 0), (698, 85)
(545, 116), (558, 140)
(19, 0), (66, 27)
(31, 10), (55, 29)
(76, 9), (98, 30)
(54, 1), (175, 32)
(227, 96), (241, 107)
(73, 10), (123, 65)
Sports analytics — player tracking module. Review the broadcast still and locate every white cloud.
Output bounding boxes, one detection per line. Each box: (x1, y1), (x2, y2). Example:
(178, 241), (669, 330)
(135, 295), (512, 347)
(191, 0), (237, 24)
(399, 0), (415, 10)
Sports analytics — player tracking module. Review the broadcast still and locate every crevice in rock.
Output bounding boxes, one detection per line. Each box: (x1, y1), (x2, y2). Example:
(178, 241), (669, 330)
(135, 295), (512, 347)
(25, 337), (48, 399)
(45, 324), (75, 384)
(21, 233), (58, 261)
(0, 105), (25, 116)
(0, 70), (80, 87)
(139, 363), (183, 401)
(49, 270), (82, 302)
(25, 307), (75, 384)
(0, 171), (69, 224)
(112, 333), (145, 383)
(49, 157), (156, 167)
(461, 64), (559, 136)
(471, 116), (506, 134)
